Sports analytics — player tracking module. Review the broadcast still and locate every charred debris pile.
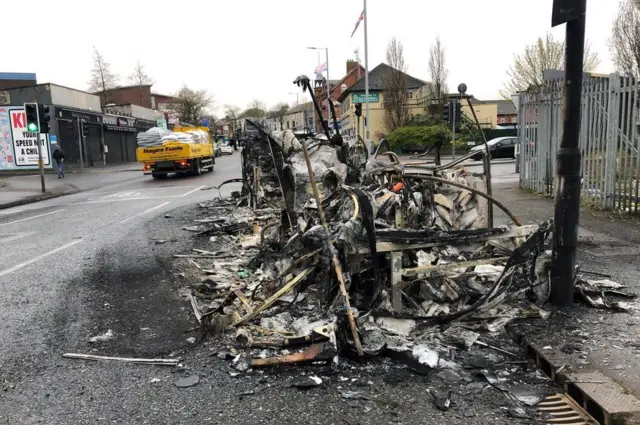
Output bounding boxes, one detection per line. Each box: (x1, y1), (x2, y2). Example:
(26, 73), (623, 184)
(178, 117), (633, 374)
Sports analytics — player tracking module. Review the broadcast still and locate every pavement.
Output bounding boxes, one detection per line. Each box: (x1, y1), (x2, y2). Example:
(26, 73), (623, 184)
(0, 163), (143, 209)
(0, 152), (637, 424)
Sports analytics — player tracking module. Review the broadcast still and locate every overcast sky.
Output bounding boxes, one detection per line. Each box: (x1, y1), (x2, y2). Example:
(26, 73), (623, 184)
(1, 0), (618, 115)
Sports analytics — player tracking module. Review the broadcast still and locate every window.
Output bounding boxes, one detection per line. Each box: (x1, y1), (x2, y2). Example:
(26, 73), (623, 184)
(407, 91), (413, 98)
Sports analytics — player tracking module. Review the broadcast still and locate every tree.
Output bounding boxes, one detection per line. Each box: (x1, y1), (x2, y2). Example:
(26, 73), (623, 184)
(610, 0), (640, 77)
(268, 103), (289, 130)
(173, 85), (213, 124)
(88, 47), (118, 103)
(247, 99), (267, 112)
(243, 99), (267, 119)
(128, 60), (154, 106)
(428, 35), (448, 106)
(500, 33), (601, 98)
(383, 37), (410, 133)
(224, 105), (242, 137)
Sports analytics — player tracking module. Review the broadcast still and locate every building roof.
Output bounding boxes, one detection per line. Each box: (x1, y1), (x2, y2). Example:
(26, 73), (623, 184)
(339, 63), (426, 101)
(0, 72), (36, 80)
(287, 101), (314, 114)
(486, 99), (517, 115)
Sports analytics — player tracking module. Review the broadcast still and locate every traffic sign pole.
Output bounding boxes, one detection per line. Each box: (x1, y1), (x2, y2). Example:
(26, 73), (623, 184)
(34, 104), (45, 193)
(451, 100), (456, 161)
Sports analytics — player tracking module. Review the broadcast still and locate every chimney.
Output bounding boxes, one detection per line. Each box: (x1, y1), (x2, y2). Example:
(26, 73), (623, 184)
(346, 60), (359, 74)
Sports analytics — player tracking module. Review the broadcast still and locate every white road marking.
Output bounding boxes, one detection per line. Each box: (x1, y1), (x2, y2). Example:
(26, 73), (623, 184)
(0, 208), (26, 215)
(0, 209), (65, 228)
(181, 185), (206, 197)
(77, 186), (205, 204)
(0, 239), (83, 278)
(117, 202), (170, 224)
(0, 232), (36, 243)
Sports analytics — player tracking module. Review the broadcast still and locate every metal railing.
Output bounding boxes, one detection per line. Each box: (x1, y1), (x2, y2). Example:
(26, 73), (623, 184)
(518, 73), (640, 213)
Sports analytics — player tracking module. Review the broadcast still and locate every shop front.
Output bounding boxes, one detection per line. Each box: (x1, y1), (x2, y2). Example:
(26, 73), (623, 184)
(103, 115), (137, 163)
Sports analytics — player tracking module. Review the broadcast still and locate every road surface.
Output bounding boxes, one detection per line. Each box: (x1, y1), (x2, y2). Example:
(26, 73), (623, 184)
(0, 153), (540, 425)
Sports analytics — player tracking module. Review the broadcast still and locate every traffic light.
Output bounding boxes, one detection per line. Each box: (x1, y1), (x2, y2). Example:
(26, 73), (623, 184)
(453, 103), (461, 124)
(81, 121), (89, 139)
(354, 102), (362, 117)
(24, 103), (39, 133)
(443, 102), (450, 123)
(38, 104), (52, 134)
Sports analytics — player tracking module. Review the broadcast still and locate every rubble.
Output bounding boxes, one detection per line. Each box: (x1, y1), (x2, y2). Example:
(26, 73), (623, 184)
(171, 80), (636, 417)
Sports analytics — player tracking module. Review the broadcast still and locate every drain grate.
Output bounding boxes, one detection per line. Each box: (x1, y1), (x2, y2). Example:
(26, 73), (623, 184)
(538, 394), (599, 424)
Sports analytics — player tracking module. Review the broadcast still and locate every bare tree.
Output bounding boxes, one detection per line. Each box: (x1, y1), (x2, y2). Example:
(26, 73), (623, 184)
(500, 33), (600, 98)
(128, 60), (154, 106)
(247, 99), (267, 111)
(269, 103), (289, 130)
(173, 85), (213, 123)
(611, 0), (640, 77)
(428, 35), (448, 106)
(224, 105), (242, 137)
(88, 47), (118, 103)
(243, 99), (267, 119)
(383, 37), (409, 132)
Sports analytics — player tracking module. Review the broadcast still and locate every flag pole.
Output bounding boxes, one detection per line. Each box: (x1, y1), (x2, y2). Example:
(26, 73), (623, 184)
(363, 0), (371, 148)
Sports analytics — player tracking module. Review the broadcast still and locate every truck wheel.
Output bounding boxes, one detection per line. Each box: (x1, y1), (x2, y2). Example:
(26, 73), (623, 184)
(193, 159), (202, 176)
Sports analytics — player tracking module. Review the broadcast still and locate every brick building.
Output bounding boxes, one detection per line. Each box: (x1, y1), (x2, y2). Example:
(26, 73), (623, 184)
(0, 72), (37, 90)
(314, 60), (365, 133)
(95, 85), (153, 108)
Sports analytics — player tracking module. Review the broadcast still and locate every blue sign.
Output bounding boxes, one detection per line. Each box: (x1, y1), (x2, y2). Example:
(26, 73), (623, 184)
(201, 119), (209, 127)
(50, 135), (57, 144)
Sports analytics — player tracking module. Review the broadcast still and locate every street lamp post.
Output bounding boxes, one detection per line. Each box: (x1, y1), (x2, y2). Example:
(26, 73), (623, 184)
(307, 46), (330, 133)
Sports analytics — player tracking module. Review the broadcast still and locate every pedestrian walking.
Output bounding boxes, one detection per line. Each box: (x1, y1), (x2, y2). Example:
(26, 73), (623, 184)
(52, 144), (65, 178)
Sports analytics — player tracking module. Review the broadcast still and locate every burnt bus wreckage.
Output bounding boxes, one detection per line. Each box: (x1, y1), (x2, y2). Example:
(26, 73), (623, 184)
(191, 75), (630, 370)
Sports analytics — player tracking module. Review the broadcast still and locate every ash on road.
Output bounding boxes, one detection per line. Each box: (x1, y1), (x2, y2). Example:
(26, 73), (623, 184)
(0, 154), (540, 425)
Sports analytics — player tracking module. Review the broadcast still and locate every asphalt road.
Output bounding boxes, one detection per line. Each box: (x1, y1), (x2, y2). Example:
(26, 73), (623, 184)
(0, 153), (542, 425)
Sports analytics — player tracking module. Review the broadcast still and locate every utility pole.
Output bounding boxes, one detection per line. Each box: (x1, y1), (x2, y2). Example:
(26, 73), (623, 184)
(451, 99), (456, 161)
(550, 0), (587, 306)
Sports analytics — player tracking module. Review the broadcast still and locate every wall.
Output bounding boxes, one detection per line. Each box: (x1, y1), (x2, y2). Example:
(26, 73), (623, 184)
(462, 102), (497, 129)
(50, 85), (101, 112)
(99, 86), (152, 108)
(1, 85), (53, 105)
(340, 91), (424, 141)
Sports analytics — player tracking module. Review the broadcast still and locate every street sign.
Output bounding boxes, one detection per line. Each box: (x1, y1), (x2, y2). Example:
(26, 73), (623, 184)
(9, 108), (50, 167)
(552, 0), (585, 27)
(352, 93), (379, 103)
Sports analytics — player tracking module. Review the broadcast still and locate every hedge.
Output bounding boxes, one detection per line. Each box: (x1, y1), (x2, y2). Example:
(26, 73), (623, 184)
(387, 125), (452, 151)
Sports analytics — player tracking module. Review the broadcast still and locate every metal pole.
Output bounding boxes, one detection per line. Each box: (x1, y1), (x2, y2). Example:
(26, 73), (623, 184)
(363, 0), (371, 146)
(451, 100), (456, 161)
(325, 48), (330, 135)
(550, 3), (586, 306)
(35, 107), (45, 193)
(77, 118), (84, 170)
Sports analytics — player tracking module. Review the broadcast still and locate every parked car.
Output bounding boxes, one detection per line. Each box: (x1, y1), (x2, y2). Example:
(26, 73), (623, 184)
(220, 143), (234, 155)
(470, 137), (518, 160)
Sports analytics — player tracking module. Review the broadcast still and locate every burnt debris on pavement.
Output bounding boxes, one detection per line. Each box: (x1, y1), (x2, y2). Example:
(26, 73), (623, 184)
(169, 81), (635, 419)
(176, 108), (560, 366)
